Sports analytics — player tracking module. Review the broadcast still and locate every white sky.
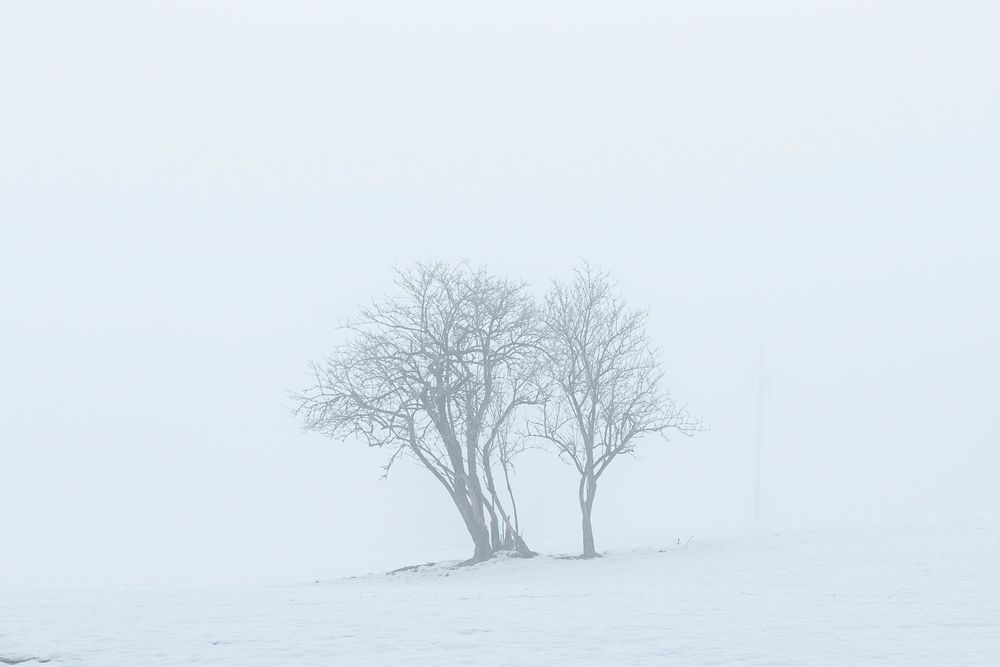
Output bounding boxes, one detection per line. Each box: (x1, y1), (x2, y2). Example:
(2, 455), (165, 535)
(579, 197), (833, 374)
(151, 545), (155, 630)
(1, 1), (998, 583)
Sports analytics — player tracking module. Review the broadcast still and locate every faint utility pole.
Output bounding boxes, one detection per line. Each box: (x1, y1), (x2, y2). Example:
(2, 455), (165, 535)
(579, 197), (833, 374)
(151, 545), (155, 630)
(752, 344), (769, 523)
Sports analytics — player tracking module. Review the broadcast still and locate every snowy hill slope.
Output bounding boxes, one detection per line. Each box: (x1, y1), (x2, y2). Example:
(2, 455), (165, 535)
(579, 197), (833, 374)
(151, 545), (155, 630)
(3, 510), (998, 666)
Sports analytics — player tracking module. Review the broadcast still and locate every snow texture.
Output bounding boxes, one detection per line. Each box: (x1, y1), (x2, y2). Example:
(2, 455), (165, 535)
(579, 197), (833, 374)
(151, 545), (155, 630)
(3, 510), (998, 666)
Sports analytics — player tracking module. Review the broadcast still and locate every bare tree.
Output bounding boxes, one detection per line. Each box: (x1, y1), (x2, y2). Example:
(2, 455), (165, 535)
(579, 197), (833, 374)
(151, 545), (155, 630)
(532, 265), (702, 558)
(293, 262), (540, 563)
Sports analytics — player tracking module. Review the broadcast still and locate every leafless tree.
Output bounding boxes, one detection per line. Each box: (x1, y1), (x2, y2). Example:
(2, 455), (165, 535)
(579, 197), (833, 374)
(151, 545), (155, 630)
(531, 265), (703, 558)
(293, 262), (541, 563)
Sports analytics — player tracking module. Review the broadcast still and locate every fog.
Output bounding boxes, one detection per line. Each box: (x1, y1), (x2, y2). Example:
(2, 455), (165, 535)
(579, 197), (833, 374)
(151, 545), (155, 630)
(2, 1), (997, 584)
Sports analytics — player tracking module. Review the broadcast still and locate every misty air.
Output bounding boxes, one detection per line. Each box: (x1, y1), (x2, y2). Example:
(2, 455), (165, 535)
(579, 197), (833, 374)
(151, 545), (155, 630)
(2, 2), (998, 666)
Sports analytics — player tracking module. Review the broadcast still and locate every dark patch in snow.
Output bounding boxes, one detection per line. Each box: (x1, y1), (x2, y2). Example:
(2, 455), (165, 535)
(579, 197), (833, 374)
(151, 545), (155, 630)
(387, 561), (437, 575)
(554, 553), (605, 560)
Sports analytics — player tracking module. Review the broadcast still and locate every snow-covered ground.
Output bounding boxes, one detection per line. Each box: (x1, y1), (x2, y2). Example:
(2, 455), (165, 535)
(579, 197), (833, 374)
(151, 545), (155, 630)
(3, 510), (998, 666)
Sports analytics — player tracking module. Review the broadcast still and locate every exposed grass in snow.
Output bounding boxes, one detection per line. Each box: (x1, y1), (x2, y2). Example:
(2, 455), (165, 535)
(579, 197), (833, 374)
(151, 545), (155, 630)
(2, 510), (998, 665)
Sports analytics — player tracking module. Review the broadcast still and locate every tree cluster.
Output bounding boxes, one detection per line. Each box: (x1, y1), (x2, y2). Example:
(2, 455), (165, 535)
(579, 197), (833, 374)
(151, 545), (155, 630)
(293, 262), (702, 562)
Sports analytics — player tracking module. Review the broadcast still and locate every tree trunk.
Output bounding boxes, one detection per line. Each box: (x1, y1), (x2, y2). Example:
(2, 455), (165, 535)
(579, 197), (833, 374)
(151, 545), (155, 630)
(581, 500), (597, 558)
(482, 449), (536, 557)
(461, 504), (494, 564)
(470, 533), (493, 563)
(448, 477), (493, 563)
(487, 502), (502, 550)
(465, 440), (489, 542)
(481, 447), (503, 550)
(579, 462), (598, 558)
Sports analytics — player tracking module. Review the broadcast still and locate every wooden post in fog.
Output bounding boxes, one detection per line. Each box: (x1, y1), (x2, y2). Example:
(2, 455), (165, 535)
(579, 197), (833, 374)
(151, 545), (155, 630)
(752, 345), (768, 523)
